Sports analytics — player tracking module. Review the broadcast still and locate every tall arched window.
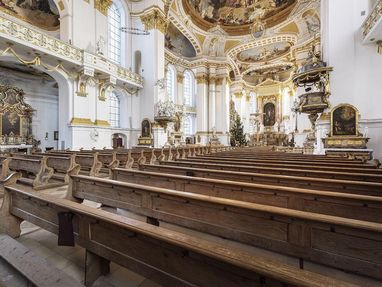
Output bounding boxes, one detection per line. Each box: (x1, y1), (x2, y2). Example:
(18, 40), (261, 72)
(183, 115), (193, 135)
(249, 92), (257, 114)
(183, 70), (195, 107)
(166, 65), (176, 102)
(108, 1), (125, 65)
(109, 92), (120, 128)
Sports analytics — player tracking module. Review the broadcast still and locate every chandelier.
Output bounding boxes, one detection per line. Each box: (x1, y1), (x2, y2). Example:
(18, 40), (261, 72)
(120, 27), (150, 35)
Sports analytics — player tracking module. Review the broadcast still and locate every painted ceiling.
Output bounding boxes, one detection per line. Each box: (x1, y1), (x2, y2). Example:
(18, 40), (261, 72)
(242, 64), (294, 85)
(237, 41), (292, 63)
(0, 0), (60, 30)
(167, 0), (320, 87)
(184, 0), (297, 35)
(165, 23), (197, 58)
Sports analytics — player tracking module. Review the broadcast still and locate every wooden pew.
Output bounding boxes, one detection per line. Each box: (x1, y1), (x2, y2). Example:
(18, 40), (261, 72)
(11, 154), (76, 184)
(139, 164), (382, 196)
(180, 157), (382, 174)
(161, 161), (382, 182)
(209, 151), (364, 162)
(34, 152), (103, 177)
(0, 235), (85, 287)
(111, 168), (382, 223)
(0, 186), (355, 287)
(65, 174), (382, 280)
(191, 156), (380, 169)
(0, 157), (54, 190)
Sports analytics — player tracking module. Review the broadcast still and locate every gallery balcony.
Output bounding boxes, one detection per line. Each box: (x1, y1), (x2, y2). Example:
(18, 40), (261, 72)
(362, 0), (382, 45)
(0, 12), (143, 89)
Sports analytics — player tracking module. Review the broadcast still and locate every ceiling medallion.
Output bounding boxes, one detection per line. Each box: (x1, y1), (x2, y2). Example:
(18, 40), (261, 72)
(251, 18), (265, 39)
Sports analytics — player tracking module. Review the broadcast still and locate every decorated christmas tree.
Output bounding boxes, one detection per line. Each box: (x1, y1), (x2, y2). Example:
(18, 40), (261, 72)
(230, 114), (247, 146)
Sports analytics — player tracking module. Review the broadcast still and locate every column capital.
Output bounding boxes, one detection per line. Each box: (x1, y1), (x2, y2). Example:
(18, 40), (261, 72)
(196, 74), (208, 84)
(94, 0), (112, 16)
(140, 7), (168, 34)
(177, 74), (184, 83)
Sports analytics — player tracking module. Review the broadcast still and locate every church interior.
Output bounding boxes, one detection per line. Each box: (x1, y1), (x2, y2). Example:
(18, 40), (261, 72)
(0, 0), (382, 286)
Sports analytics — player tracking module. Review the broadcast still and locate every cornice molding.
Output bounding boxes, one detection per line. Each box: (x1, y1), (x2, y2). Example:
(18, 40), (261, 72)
(94, 0), (112, 16)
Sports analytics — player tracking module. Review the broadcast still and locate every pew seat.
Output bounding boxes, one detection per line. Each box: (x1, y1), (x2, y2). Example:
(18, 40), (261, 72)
(0, 185), (357, 287)
(139, 164), (382, 196)
(112, 168), (382, 223)
(67, 174), (382, 280)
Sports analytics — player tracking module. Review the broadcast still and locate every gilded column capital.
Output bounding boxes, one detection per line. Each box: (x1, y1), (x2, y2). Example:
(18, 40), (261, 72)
(215, 77), (225, 86)
(177, 74), (184, 83)
(196, 74), (208, 84)
(140, 7), (168, 34)
(94, 0), (112, 16)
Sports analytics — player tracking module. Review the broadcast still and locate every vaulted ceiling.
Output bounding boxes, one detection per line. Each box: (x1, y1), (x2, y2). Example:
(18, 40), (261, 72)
(166, 0), (321, 87)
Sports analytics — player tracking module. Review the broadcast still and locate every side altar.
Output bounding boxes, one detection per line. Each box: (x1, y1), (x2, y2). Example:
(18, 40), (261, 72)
(0, 85), (35, 152)
(322, 104), (372, 160)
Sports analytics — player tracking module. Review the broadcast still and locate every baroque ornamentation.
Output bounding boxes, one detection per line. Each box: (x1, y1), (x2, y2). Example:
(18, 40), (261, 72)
(140, 7), (168, 34)
(94, 0), (113, 16)
(362, 0), (382, 39)
(0, 14), (143, 88)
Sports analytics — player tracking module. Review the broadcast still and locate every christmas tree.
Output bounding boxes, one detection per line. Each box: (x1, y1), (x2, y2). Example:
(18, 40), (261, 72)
(230, 114), (247, 146)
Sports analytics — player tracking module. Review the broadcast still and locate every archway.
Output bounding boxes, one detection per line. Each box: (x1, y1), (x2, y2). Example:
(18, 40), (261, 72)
(112, 133), (127, 148)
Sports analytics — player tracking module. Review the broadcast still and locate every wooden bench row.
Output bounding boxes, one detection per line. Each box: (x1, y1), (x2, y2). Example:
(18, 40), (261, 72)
(0, 181), (355, 287)
(193, 155), (380, 169)
(61, 173), (382, 280)
(161, 160), (382, 182)
(139, 164), (382, 196)
(111, 168), (382, 223)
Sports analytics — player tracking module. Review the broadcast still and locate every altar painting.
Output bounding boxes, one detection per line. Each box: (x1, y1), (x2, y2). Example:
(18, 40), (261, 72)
(332, 105), (357, 136)
(263, 102), (276, 127)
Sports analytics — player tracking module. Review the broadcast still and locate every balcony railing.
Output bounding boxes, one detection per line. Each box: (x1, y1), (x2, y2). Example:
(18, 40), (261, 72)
(0, 12), (143, 87)
(362, 0), (382, 42)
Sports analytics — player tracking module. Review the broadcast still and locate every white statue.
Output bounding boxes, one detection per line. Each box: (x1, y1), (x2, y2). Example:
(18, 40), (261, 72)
(96, 36), (106, 55)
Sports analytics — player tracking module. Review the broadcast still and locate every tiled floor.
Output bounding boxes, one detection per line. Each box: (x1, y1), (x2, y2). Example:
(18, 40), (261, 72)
(2, 185), (382, 287)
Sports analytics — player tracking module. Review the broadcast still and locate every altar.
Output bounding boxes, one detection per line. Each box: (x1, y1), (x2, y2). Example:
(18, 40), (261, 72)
(0, 85), (35, 152)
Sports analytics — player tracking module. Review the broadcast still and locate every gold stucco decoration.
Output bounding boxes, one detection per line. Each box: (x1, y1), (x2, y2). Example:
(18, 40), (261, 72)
(94, 0), (113, 16)
(140, 7), (168, 34)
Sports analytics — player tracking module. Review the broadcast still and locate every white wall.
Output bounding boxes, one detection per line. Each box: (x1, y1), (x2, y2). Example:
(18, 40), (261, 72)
(322, 0), (382, 159)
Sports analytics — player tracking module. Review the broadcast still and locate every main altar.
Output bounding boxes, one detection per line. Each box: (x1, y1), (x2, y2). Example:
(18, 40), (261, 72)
(0, 85), (35, 152)
(248, 95), (288, 147)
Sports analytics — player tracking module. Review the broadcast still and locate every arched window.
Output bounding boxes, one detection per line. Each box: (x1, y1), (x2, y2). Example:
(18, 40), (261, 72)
(108, 1), (125, 65)
(249, 92), (257, 114)
(183, 70), (195, 107)
(109, 92), (120, 128)
(183, 114), (196, 136)
(166, 65), (176, 102)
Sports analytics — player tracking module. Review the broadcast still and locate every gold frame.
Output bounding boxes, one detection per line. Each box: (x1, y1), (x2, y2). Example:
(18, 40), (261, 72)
(330, 103), (359, 137)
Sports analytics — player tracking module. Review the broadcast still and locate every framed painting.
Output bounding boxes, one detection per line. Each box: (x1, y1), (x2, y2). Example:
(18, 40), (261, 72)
(331, 104), (358, 137)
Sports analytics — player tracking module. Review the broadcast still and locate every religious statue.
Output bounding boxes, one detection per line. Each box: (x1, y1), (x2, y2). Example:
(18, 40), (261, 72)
(96, 36), (106, 56)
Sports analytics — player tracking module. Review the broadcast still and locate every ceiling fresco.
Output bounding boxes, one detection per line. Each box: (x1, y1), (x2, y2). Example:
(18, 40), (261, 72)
(165, 23), (197, 58)
(242, 64), (293, 85)
(237, 41), (292, 63)
(0, 0), (60, 30)
(185, 0), (296, 32)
